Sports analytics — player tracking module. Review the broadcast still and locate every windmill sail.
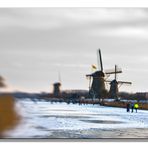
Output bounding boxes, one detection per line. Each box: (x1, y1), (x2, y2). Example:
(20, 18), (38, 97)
(97, 49), (103, 71)
(117, 81), (132, 85)
(105, 67), (122, 75)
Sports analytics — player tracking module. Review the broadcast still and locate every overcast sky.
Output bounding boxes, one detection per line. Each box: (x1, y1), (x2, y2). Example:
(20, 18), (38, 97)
(0, 8), (148, 93)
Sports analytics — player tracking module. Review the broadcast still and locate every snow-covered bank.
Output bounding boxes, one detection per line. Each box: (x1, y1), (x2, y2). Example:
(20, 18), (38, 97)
(4, 99), (148, 138)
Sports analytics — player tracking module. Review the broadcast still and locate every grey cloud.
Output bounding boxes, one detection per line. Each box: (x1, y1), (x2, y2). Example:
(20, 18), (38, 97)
(1, 8), (148, 30)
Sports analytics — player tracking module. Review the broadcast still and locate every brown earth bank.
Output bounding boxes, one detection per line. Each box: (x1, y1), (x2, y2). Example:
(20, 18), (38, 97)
(0, 95), (20, 137)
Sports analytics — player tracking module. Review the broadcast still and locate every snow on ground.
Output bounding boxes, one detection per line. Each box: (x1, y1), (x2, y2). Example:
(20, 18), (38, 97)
(4, 99), (148, 138)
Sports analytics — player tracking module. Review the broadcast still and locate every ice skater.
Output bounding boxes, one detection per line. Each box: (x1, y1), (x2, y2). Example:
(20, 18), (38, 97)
(126, 103), (130, 112)
(131, 102), (134, 113)
(134, 102), (139, 113)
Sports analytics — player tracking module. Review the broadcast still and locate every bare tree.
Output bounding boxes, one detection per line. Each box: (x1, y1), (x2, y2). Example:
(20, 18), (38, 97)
(0, 76), (6, 88)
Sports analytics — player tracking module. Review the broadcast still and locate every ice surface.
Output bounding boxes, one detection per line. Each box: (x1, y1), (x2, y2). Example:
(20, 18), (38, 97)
(4, 99), (148, 138)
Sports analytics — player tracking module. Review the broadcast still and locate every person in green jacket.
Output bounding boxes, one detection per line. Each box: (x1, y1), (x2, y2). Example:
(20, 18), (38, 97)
(134, 103), (139, 113)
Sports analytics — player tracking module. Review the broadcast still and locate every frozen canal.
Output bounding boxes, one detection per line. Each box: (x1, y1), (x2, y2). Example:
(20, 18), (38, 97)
(4, 99), (148, 138)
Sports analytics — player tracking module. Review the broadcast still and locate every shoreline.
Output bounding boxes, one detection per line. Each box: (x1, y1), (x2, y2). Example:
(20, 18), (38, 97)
(47, 128), (148, 139)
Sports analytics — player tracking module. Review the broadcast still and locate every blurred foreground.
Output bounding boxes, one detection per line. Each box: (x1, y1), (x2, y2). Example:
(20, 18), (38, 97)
(0, 95), (20, 137)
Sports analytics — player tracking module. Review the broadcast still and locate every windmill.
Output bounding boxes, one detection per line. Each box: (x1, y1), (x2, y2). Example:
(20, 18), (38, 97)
(53, 71), (62, 97)
(107, 65), (132, 100)
(86, 49), (122, 100)
(86, 49), (106, 99)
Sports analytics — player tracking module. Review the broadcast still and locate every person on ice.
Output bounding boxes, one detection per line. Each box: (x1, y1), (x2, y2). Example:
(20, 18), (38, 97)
(134, 102), (139, 113)
(131, 102), (134, 113)
(126, 103), (130, 112)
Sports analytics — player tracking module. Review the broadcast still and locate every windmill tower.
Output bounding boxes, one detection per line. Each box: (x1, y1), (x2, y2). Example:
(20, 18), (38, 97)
(53, 71), (62, 97)
(86, 49), (122, 99)
(108, 65), (119, 99)
(107, 65), (132, 99)
(53, 82), (61, 97)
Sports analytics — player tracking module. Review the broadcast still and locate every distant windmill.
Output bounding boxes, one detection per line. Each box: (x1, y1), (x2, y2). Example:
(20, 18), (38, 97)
(52, 71), (62, 97)
(86, 49), (122, 99)
(107, 65), (132, 100)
